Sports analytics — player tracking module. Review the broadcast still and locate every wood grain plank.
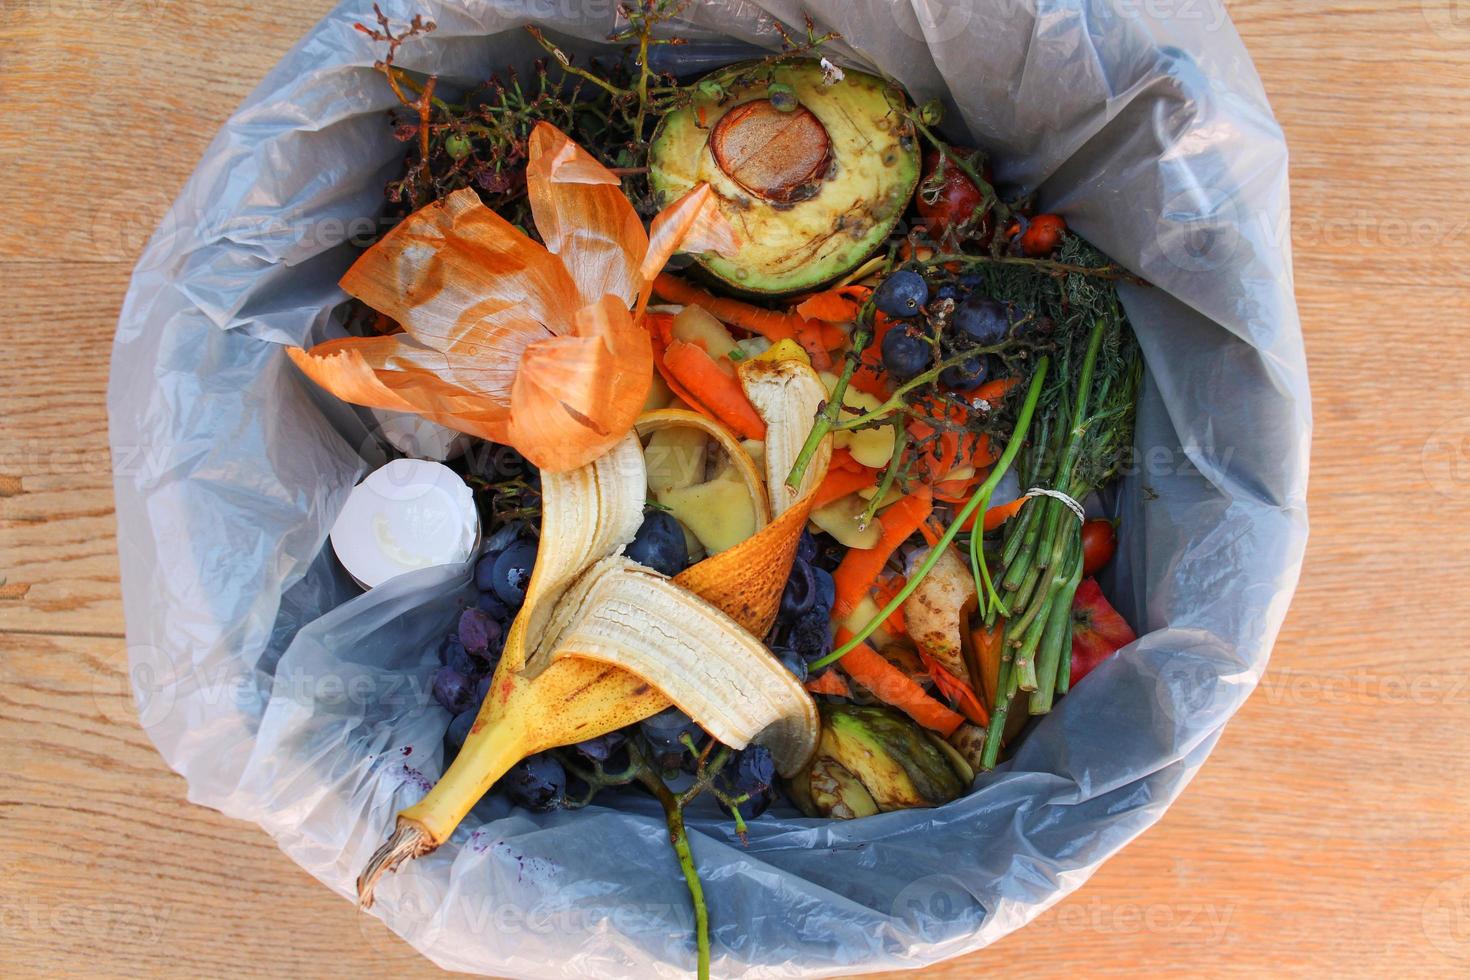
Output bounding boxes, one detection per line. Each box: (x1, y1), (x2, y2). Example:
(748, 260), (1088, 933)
(1, 262), (128, 635)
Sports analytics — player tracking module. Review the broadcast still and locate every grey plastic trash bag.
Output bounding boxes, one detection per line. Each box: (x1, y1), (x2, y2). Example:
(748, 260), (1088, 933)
(108, 0), (1308, 976)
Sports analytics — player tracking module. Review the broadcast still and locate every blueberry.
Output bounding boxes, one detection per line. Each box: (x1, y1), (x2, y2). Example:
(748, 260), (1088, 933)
(626, 510), (689, 577)
(476, 591), (510, 619)
(786, 605), (835, 663)
(873, 270), (928, 318)
(959, 271), (985, 290)
(881, 324), (933, 382)
(431, 666), (476, 713)
(933, 283), (962, 303)
(490, 539), (538, 606)
(780, 559), (817, 620)
(770, 643), (809, 683)
(457, 607), (502, 655)
(483, 519), (530, 556)
(952, 296), (1009, 347)
(504, 753), (566, 811)
(473, 552), (500, 592)
(811, 566), (835, 615)
(940, 355), (990, 391)
(808, 532), (846, 573)
(474, 672), (493, 706)
(796, 530), (817, 565)
(445, 709), (476, 753)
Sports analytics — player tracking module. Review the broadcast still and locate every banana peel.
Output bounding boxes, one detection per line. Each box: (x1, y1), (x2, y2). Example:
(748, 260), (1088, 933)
(357, 347), (832, 907)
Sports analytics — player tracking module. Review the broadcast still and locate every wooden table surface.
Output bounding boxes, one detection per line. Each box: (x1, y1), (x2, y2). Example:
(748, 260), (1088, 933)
(3, 1), (1468, 976)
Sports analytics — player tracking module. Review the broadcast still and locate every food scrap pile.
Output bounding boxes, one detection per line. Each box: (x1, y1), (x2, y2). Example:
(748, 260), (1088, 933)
(293, 5), (1144, 975)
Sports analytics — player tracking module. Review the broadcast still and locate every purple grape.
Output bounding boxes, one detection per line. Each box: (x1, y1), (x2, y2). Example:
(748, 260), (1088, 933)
(504, 753), (565, 811)
(639, 707), (700, 753)
(779, 559), (817, 620)
(442, 637), (477, 675)
(473, 552), (500, 592)
(873, 270), (928, 318)
(786, 605), (834, 663)
(457, 607), (502, 655)
(734, 745), (775, 794)
(770, 644), (808, 683)
(727, 745), (776, 819)
(575, 730), (628, 764)
(445, 709), (475, 753)
(432, 666), (476, 713)
(952, 296), (1009, 346)
(640, 707), (703, 770)
(811, 566), (835, 614)
(626, 510), (690, 577)
(476, 591), (510, 619)
(796, 530), (817, 564)
(881, 323), (933, 381)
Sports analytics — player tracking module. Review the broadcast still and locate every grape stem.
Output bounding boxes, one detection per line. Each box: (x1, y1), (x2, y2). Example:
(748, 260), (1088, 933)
(808, 356), (1051, 670)
(785, 323), (872, 490)
(637, 766), (711, 980)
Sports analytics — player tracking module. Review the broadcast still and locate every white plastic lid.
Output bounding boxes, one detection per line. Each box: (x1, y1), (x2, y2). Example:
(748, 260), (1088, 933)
(329, 458), (479, 589)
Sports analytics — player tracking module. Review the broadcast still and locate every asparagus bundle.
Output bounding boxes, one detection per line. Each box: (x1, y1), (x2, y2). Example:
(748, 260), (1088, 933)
(979, 309), (1140, 767)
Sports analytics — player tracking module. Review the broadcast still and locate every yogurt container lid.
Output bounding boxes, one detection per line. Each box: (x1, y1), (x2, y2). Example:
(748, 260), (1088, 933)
(329, 458), (479, 589)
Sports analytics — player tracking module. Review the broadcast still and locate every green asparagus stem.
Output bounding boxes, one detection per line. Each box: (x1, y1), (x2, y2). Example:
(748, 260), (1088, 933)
(1029, 542), (1084, 714)
(785, 324), (871, 490)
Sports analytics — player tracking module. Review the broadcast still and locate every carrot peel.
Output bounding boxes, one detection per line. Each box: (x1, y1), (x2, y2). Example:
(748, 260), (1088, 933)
(836, 629), (964, 736)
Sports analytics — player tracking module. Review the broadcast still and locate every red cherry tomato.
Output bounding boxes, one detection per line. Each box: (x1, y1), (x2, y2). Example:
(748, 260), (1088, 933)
(915, 148), (992, 245)
(1080, 519), (1117, 576)
(1017, 213), (1067, 257)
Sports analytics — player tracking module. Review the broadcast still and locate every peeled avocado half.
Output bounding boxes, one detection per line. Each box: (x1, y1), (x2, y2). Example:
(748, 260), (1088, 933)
(649, 59), (919, 295)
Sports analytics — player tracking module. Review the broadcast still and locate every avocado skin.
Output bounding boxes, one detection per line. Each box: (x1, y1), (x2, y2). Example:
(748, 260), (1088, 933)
(649, 58), (920, 296)
(788, 704), (966, 815)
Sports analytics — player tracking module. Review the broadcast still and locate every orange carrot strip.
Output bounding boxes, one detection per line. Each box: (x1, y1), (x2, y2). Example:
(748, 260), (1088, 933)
(971, 620), (1005, 706)
(837, 629), (964, 736)
(812, 465), (879, 510)
(872, 576), (908, 635)
(973, 376), (1020, 404)
(831, 489), (933, 620)
(648, 313), (719, 420)
(805, 669), (852, 697)
(653, 274), (799, 341)
(850, 313), (896, 398)
(795, 290), (861, 323)
(970, 433), (1000, 468)
(918, 649), (990, 726)
(960, 496), (1028, 533)
(662, 340), (766, 440)
(829, 449), (865, 474)
(918, 520), (942, 548)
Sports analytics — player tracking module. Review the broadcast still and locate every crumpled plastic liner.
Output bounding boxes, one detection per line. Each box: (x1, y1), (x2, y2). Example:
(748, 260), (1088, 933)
(108, 1), (1309, 976)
